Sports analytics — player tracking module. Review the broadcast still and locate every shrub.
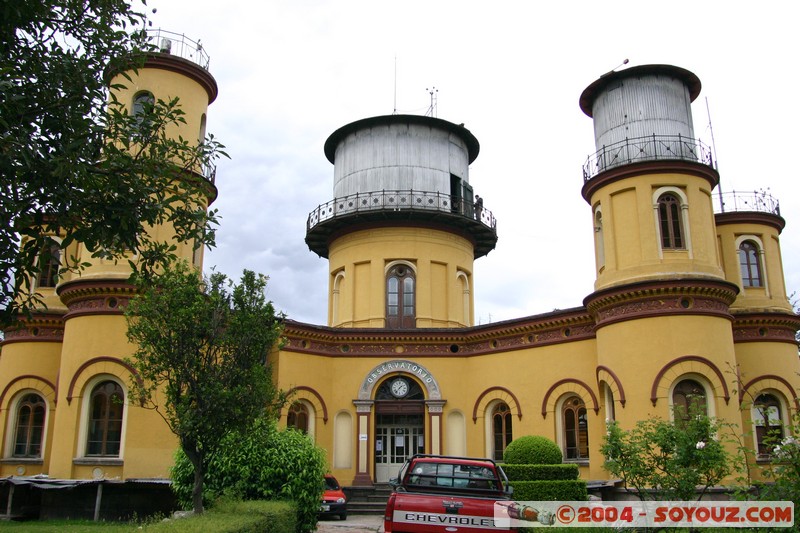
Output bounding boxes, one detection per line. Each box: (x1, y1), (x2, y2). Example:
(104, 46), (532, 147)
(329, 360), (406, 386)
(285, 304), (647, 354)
(503, 435), (562, 465)
(508, 480), (587, 501)
(502, 464), (579, 481)
(171, 417), (326, 533)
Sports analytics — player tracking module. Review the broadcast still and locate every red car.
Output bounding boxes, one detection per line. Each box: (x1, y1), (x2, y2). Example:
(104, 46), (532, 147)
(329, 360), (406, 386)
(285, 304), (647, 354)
(319, 474), (347, 520)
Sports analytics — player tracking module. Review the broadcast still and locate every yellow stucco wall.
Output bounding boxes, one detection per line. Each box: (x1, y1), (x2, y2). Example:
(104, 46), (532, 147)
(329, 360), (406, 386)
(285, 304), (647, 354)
(590, 174), (724, 291)
(328, 227), (474, 328)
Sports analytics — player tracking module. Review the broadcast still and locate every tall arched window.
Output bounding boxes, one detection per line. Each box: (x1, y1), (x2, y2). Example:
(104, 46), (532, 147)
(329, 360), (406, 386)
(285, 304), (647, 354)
(562, 396), (589, 460)
(386, 265), (415, 329)
(739, 240), (763, 287)
(86, 381), (124, 456)
(132, 91), (154, 117)
(13, 394), (46, 458)
(672, 379), (708, 422)
(492, 403), (512, 461)
(658, 193), (684, 249)
(131, 91), (155, 135)
(752, 393), (784, 457)
(36, 238), (61, 288)
(287, 402), (310, 434)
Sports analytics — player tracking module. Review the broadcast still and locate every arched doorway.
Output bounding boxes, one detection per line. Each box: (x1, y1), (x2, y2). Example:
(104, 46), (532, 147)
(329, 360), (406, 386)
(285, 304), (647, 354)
(374, 376), (425, 481)
(354, 360), (444, 485)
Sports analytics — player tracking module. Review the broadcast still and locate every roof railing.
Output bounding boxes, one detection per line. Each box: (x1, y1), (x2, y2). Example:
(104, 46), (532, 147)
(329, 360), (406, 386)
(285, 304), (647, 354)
(583, 134), (715, 181)
(713, 190), (780, 216)
(307, 190), (496, 231)
(144, 29), (210, 70)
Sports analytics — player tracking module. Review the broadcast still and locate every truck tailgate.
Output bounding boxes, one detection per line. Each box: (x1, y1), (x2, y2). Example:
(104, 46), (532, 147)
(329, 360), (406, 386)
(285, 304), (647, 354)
(390, 493), (511, 532)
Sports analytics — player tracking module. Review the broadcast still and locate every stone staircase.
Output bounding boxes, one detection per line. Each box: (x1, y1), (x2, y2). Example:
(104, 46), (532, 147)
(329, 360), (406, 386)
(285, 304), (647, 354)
(343, 484), (393, 515)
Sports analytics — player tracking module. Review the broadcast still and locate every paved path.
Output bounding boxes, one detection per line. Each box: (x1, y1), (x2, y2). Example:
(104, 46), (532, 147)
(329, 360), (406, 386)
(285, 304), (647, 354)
(315, 514), (384, 533)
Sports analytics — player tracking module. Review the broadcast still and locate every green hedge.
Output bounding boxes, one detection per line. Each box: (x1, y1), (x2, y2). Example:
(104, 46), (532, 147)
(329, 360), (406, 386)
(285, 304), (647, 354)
(501, 463), (579, 481)
(509, 480), (587, 502)
(503, 435), (563, 465)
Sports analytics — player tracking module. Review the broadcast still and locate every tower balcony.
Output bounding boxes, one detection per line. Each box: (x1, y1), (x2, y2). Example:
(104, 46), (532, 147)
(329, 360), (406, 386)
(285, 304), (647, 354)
(143, 29), (210, 70)
(305, 189), (498, 259)
(582, 134), (715, 182)
(713, 190), (780, 216)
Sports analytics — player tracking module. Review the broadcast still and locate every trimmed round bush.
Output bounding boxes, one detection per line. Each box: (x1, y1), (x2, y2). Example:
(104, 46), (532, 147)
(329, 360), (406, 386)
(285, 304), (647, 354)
(503, 435), (562, 465)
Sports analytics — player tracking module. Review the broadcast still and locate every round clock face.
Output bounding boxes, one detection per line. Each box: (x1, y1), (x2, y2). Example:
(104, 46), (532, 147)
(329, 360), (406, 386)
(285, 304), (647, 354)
(390, 378), (409, 398)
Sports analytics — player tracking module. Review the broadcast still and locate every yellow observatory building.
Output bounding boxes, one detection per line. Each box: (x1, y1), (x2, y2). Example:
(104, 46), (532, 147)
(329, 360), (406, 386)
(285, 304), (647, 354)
(1, 31), (798, 510)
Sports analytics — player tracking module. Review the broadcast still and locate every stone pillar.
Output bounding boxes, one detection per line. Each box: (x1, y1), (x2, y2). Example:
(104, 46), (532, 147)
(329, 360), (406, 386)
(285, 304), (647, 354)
(426, 400), (446, 455)
(352, 400), (374, 486)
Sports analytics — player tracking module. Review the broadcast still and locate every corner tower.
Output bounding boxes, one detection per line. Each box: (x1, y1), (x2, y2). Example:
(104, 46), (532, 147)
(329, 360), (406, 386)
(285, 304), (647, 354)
(306, 115), (497, 328)
(580, 65), (744, 437)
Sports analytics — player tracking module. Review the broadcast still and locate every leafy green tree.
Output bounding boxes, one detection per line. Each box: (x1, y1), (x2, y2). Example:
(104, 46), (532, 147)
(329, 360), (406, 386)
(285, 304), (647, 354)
(601, 403), (732, 501)
(753, 414), (800, 529)
(1, 1), (224, 328)
(125, 261), (284, 514)
(172, 417), (327, 533)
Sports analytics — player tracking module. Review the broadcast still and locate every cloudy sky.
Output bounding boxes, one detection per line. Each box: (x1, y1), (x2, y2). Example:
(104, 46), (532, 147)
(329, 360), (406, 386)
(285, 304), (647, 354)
(148, 1), (800, 325)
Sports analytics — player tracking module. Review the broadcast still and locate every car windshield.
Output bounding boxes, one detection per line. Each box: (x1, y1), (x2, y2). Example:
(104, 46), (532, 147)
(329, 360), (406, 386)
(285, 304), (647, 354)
(325, 476), (340, 490)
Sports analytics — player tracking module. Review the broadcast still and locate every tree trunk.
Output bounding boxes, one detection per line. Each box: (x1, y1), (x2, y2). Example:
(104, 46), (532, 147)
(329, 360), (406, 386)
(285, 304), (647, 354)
(192, 462), (205, 514)
(183, 442), (205, 515)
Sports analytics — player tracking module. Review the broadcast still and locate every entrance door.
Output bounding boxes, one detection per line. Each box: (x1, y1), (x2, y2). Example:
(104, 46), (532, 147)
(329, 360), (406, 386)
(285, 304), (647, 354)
(374, 414), (424, 482)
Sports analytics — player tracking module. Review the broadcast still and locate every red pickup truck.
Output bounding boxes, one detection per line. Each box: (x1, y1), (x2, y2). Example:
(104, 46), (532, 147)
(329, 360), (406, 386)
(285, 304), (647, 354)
(384, 454), (540, 532)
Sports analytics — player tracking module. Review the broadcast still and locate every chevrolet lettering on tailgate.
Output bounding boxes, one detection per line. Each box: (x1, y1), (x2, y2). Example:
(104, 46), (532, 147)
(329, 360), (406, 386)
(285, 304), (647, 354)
(384, 454), (516, 533)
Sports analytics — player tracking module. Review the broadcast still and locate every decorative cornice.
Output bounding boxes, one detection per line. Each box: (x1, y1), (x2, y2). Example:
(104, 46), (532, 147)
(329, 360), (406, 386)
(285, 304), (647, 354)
(581, 159), (719, 203)
(280, 308), (596, 357)
(57, 279), (137, 319)
(1, 312), (65, 345)
(714, 211), (785, 233)
(584, 279), (738, 328)
(730, 311), (800, 344)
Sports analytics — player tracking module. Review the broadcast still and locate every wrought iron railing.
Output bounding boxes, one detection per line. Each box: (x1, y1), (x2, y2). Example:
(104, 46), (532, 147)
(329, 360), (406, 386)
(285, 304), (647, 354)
(583, 134), (715, 181)
(713, 190), (780, 216)
(144, 29), (210, 70)
(307, 190), (496, 231)
(201, 161), (216, 184)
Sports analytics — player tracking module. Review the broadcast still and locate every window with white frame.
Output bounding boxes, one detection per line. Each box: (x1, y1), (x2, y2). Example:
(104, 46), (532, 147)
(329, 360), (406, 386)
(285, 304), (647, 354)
(12, 393), (46, 458)
(85, 380), (124, 457)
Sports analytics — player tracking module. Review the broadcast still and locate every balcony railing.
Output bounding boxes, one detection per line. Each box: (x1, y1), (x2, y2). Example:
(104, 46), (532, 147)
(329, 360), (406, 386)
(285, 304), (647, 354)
(583, 134), (715, 181)
(307, 190), (496, 231)
(713, 190), (780, 216)
(144, 29), (210, 70)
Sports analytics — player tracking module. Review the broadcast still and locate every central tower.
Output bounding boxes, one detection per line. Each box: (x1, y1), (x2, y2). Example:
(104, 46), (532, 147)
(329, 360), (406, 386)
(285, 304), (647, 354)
(306, 115), (497, 328)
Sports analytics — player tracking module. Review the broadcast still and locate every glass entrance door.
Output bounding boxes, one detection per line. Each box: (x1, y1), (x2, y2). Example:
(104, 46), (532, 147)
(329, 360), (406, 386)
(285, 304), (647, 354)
(374, 414), (424, 482)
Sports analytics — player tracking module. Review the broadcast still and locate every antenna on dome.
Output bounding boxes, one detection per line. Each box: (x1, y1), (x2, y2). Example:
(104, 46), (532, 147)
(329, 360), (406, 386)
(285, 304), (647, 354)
(425, 87), (438, 118)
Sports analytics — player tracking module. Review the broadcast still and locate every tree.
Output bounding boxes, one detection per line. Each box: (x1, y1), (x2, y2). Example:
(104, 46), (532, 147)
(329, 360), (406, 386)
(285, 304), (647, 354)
(1, 1), (224, 328)
(172, 418), (327, 533)
(601, 403), (733, 502)
(125, 261), (284, 514)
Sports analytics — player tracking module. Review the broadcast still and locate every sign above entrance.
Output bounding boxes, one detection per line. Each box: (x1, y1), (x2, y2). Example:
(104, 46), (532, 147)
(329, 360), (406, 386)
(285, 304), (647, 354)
(357, 359), (442, 400)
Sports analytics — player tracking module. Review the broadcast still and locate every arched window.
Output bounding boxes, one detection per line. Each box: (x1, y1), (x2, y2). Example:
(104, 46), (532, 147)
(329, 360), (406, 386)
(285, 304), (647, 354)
(562, 396), (589, 460)
(657, 193), (684, 249)
(739, 240), (763, 288)
(86, 381), (124, 456)
(36, 238), (61, 288)
(287, 402), (310, 434)
(131, 91), (155, 135)
(752, 393), (784, 457)
(132, 91), (154, 117)
(672, 379), (708, 422)
(386, 265), (415, 329)
(13, 394), (46, 458)
(492, 403), (513, 461)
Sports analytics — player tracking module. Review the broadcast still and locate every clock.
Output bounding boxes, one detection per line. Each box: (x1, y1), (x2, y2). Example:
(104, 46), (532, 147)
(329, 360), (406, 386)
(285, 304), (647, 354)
(390, 378), (409, 398)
